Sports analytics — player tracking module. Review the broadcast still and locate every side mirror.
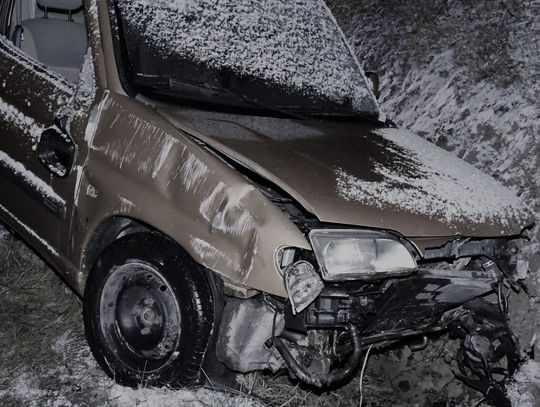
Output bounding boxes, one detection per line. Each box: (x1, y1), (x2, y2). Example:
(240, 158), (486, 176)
(365, 72), (380, 99)
(37, 128), (76, 178)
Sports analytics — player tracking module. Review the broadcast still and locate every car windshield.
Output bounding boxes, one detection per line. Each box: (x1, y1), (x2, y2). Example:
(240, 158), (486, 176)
(113, 0), (382, 119)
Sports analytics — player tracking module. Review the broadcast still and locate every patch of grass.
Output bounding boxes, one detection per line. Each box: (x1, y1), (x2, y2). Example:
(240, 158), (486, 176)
(237, 368), (398, 407)
(0, 235), (260, 407)
(0, 234), (113, 406)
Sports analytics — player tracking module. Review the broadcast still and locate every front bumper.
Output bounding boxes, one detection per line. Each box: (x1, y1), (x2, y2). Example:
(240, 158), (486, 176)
(270, 236), (528, 391)
(284, 267), (498, 339)
(284, 235), (528, 336)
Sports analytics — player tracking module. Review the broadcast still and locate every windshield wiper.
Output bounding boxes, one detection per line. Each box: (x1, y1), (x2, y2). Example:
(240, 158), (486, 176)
(217, 84), (307, 121)
(135, 74), (307, 120)
(135, 74), (378, 123)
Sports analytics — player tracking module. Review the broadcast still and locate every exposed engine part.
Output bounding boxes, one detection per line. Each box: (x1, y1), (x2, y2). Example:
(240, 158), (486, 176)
(423, 237), (529, 292)
(274, 324), (362, 387)
(409, 335), (429, 352)
(284, 289), (375, 332)
(216, 297), (285, 372)
(281, 330), (333, 378)
(446, 299), (520, 407)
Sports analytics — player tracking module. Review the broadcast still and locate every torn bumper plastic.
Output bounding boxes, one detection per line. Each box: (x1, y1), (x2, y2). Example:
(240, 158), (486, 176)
(274, 265), (507, 388)
(284, 267), (498, 336)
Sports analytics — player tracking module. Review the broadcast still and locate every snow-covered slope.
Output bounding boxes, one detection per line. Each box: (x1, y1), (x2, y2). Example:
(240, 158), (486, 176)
(327, 0), (539, 242)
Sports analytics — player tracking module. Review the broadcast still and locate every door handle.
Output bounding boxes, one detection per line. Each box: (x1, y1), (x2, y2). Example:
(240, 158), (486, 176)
(37, 128), (76, 178)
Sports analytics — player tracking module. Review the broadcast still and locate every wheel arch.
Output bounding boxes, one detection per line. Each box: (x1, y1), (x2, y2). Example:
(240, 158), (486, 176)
(82, 215), (151, 276)
(81, 215), (228, 377)
(80, 214), (236, 299)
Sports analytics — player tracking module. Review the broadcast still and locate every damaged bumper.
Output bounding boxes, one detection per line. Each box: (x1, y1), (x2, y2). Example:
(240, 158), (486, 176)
(282, 235), (527, 334)
(216, 234), (528, 401)
(273, 266), (501, 387)
(284, 267), (498, 337)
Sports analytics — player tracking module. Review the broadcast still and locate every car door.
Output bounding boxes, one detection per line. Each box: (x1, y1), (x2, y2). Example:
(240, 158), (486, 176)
(0, 0), (94, 258)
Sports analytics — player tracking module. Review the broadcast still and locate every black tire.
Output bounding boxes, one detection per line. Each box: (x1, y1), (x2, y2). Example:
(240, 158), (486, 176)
(83, 233), (214, 388)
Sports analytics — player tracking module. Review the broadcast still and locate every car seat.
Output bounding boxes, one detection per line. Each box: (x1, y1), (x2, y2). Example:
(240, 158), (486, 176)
(19, 0), (87, 82)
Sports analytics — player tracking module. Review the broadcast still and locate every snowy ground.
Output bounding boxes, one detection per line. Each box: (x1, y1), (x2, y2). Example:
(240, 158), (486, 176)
(1, 0), (539, 406)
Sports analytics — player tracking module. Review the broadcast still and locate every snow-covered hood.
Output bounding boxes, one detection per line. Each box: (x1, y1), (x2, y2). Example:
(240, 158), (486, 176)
(158, 107), (532, 237)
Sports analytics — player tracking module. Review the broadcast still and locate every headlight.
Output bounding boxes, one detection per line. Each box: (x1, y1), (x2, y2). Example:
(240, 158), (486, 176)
(309, 229), (417, 281)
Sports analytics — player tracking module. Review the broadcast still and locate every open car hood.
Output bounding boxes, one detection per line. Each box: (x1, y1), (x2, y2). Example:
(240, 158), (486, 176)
(157, 106), (531, 238)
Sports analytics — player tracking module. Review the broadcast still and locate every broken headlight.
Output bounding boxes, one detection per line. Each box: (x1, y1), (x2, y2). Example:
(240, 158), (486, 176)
(309, 229), (417, 281)
(284, 261), (324, 314)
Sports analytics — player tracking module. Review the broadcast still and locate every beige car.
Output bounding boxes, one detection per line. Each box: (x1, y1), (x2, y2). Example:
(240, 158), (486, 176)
(0, 0), (532, 401)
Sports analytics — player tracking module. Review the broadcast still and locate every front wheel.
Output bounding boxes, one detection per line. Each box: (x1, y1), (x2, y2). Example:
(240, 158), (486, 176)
(83, 233), (214, 388)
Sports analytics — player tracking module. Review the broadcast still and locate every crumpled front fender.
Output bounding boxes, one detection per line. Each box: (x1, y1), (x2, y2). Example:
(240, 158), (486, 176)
(74, 92), (310, 297)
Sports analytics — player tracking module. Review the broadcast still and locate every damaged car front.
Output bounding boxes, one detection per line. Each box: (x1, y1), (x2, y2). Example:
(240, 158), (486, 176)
(209, 146), (532, 404)
(107, 0), (534, 404)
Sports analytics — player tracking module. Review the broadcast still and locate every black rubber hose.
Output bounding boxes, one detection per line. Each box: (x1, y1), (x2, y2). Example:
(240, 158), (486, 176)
(274, 324), (362, 387)
(280, 329), (308, 344)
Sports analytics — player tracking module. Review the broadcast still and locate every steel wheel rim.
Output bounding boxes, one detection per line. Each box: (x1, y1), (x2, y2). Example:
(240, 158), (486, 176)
(99, 261), (182, 372)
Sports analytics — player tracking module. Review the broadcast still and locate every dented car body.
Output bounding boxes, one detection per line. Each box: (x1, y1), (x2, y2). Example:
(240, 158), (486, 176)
(0, 0), (533, 403)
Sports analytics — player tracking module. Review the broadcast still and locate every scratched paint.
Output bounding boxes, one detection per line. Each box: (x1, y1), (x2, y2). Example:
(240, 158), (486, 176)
(0, 96), (43, 147)
(0, 203), (58, 255)
(0, 150), (65, 205)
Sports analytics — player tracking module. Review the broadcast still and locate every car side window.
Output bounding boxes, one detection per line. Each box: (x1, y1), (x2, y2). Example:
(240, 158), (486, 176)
(8, 0), (88, 83)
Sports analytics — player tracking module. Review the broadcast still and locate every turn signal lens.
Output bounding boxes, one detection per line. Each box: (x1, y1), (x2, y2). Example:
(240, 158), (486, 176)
(284, 261), (324, 314)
